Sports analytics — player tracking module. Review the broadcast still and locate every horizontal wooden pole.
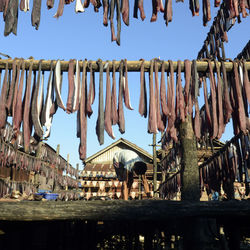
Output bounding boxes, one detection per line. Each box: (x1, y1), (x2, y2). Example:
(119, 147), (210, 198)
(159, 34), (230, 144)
(0, 59), (249, 72)
(0, 200), (249, 221)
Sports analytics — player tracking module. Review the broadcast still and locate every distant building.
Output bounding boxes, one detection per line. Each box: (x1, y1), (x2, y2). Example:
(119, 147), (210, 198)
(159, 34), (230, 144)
(79, 138), (158, 200)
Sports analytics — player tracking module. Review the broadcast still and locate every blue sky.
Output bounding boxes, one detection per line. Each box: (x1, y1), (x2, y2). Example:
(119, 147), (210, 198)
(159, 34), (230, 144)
(1, 1), (249, 169)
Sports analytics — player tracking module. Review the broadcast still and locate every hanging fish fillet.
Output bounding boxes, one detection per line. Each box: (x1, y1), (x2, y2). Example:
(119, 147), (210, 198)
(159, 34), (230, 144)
(87, 60), (95, 117)
(0, 63), (9, 129)
(54, 60), (66, 111)
(207, 60), (218, 139)
(164, 0), (173, 26)
(154, 60), (165, 132)
(139, 59), (147, 118)
(184, 59), (191, 116)
(118, 60), (125, 134)
(31, 60), (44, 138)
(221, 61), (232, 124)
(115, 0), (121, 46)
(43, 61), (55, 139)
(31, 0), (42, 30)
(11, 60), (21, 120)
(123, 59), (133, 110)
(78, 60), (87, 160)
(13, 60), (25, 136)
(167, 60), (175, 132)
(148, 60), (158, 134)
(111, 60), (118, 125)
(232, 60), (247, 134)
(177, 60), (185, 122)
(54, 0), (65, 18)
(121, 0), (129, 26)
(242, 60), (250, 105)
(102, 0), (108, 26)
(104, 61), (115, 139)
(46, 0), (54, 9)
(133, 0), (146, 20)
(109, 0), (116, 41)
(6, 58), (17, 116)
(194, 99), (201, 139)
(215, 62), (224, 139)
(66, 59), (75, 114)
(96, 59), (105, 145)
(202, 76), (212, 133)
(75, 0), (85, 12)
(73, 60), (81, 112)
(4, 0), (18, 36)
(23, 61), (34, 153)
(160, 61), (168, 117)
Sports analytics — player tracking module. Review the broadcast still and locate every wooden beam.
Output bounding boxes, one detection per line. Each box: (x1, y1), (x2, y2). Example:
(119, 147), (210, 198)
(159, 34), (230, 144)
(0, 200), (250, 221)
(0, 59), (249, 72)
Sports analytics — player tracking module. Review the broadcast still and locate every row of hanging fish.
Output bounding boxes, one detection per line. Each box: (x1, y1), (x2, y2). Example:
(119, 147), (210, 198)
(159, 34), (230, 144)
(236, 40), (250, 60)
(0, 178), (36, 198)
(1, 0), (249, 44)
(161, 58), (250, 147)
(197, 2), (233, 60)
(0, 123), (80, 178)
(158, 172), (181, 200)
(160, 141), (181, 173)
(199, 132), (250, 199)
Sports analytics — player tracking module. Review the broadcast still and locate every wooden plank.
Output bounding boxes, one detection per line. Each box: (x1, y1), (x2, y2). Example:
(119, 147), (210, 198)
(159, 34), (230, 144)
(0, 200), (250, 221)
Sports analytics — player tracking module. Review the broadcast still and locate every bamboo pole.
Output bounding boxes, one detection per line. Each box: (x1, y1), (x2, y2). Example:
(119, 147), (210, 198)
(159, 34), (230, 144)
(0, 59), (249, 72)
(153, 134), (158, 197)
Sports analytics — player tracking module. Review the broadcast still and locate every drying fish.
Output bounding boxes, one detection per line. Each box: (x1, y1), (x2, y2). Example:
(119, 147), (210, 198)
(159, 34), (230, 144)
(66, 59), (75, 113)
(11, 60), (21, 120)
(13, 60), (25, 136)
(115, 0), (121, 45)
(148, 60), (158, 134)
(31, 0), (42, 30)
(111, 60), (118, 125)
(184, 59), (191, 116)
(121, 0), (129, 26)
(73, 60), (81, 112)
(75, 0), (85, 12)
(0, 63), (9, 129)
(139, 59), (147, 118)
(109, 0), (116, 41)
(202, 76), (212, 133)
(54, 0), (65, 18)
(87, 60), (95, 117)
(221, 61), (232, 124)
(160, 61), (168, 117)
(177, 60), (185, 122)
(6, 58), (17, 116)
(4, 0), (18, 36)
(46, 0), (54, 9)
(123, 59), (133, 110)
(31, 60), (44, 138)
(96, 59), (105, 145)
(54, 60), (66, 111)
(104, 61), (115, 139)
(118, 60), (125, 133)
(207, 59), (218, 139)
(43, 61), (55, 139)
(154, 60), (165, 132)
(78, 60), (87, 160)
(23, 61), (34, 153)
(102, 0), (108, 26)
(164, 0), (173, 26)
(215, 61), (224, 139)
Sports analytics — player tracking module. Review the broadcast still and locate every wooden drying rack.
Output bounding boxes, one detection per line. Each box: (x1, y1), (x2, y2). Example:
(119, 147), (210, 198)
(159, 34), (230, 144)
(0, 59), (249, 72)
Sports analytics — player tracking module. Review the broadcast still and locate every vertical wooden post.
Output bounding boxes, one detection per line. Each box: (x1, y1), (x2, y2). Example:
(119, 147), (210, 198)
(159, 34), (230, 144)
(35, 141), (44, 159)
(180, 115), (199, 201)
(153, 134), (157, 197)
(139, 175), (142, 200)
(76, 164), (79, 191)
(66, 154), (69, 191)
